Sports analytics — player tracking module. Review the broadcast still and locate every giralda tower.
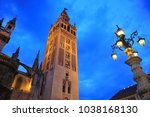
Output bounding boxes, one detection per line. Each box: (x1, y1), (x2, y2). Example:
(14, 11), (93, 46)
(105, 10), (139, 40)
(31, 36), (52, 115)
(42, 9), (79, 100)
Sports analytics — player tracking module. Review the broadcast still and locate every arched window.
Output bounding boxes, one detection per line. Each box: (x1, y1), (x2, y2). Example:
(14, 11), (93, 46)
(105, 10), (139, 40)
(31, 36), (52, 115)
(68, 82), (71, 94)
(7, 25), (12, 31)
(62, 80), (66, 93)
(61, 23), (63, 28)
(67, 26), (70, 32)
(64, 25), (66, 30)
(15, 77), (23, 90)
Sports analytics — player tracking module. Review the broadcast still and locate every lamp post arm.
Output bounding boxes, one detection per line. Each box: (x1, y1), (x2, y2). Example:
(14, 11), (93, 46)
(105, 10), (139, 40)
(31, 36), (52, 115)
(116, 25), (119, 29)
(111, 44), (117, 53)
(130, 30), (138, 40)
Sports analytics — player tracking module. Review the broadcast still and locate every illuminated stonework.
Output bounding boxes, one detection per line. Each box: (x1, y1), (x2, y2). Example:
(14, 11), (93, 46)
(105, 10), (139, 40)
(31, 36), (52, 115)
(42, 9), (79, 100)
(0, 9), (78, 100)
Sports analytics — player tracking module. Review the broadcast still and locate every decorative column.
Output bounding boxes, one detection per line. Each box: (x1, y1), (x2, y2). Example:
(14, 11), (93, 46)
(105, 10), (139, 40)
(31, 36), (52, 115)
(111, 25), (149, 100)
(125, 56), (150, 100)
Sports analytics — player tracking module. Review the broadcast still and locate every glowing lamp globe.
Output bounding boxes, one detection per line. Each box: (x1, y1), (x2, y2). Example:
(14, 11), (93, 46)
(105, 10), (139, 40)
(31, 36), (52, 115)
(115, 28), (125, 38)
(116, 40), (123, 48)
(133, 51), (138, 57)
(111, 53), (117, 60)
(138, 38), (145, 46)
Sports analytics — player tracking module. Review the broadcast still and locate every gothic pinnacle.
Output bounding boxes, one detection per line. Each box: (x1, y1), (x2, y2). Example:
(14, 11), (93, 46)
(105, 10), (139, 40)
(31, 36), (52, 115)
(12, 47), (20, 59)
(0, 18), (4, 26)
(32, 50), (40, 71)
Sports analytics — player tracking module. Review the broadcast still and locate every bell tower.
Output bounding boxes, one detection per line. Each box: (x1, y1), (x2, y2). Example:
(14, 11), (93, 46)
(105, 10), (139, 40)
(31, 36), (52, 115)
(0, 18), (16, 51)
(42, 9), (78, 100)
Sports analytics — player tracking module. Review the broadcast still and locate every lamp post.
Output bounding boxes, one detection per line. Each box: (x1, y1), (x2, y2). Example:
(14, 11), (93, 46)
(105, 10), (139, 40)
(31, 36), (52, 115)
(111, 25), (150, 100)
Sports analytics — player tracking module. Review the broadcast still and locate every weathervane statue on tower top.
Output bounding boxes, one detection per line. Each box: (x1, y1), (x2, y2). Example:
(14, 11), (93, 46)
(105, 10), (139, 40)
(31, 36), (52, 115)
(64, 8), (68, 11)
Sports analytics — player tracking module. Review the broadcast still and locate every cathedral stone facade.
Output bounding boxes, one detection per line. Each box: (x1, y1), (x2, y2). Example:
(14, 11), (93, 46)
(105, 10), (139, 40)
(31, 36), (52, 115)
(0, 9), (79, 100)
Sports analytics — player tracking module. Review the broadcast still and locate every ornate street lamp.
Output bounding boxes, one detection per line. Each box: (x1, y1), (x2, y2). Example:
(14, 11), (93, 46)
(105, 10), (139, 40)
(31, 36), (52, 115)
(111, 25), (150, 100)
(111, 25), (145, 60)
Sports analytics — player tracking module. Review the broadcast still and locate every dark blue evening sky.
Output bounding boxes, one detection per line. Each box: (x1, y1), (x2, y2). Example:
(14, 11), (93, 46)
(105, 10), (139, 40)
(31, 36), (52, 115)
(1, 0), (150, 99)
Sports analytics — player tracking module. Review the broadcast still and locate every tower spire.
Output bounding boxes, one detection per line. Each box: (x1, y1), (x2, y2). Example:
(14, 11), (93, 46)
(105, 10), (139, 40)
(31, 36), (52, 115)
(60, 8), (70, 22)
(8, 18), (16, 26)
(12, 47), (20, 59)
(0, 18), (4, 26)
(39, 62), (42, 71)
(64, 8), (67, 11)
(32, 50), (40, 71)
(0, 18), (16, 51)
(5, 17), (16, 33)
